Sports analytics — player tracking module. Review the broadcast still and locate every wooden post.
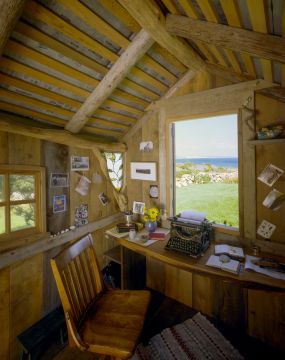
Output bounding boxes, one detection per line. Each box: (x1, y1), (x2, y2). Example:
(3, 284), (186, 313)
(0, 0), (26, 56)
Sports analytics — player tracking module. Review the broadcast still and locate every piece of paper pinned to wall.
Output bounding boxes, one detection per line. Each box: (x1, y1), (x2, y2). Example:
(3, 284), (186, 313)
(263, 189), (285, 211)
(140, 141), (153, 152)
(179, 210), (206, 222)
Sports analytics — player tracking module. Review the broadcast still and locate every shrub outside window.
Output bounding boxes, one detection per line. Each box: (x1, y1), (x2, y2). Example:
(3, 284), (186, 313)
(0, 166), (45, 240)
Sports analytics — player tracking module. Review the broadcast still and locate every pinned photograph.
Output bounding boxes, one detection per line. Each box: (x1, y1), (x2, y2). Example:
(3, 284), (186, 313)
(50, 173), (69, 188)
(71, 156), (89, 171)
(133, 201), (145, 215)
(75, 175), (91, 196)
(98, 192), (109, 206)
(53, 195), (67, 213)
(263, 189), (285, 211)
(75, 203), (88, 227)
(140, 141), (153, 152)
(258, 164), (283, 187)
(257, 219), (276, 239)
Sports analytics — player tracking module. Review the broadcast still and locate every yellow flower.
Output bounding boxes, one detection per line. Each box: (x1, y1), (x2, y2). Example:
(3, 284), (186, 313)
(144, 207), (160, 222)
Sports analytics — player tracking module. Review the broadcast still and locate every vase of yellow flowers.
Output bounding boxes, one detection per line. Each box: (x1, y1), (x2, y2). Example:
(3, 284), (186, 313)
(144, 207), (160, 233)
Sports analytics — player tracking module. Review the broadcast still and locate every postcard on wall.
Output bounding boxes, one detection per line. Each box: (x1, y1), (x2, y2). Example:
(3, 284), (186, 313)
(258, 163), (284, 187)
(71, 156), (89, 171)
(53, 195), (67, 213)
(257, 219), (276, 239)
(75, 175), (91, 196)
(263, 189), (285, 211)
(75, 203), (88, 227)
(50, 173), (69, 188)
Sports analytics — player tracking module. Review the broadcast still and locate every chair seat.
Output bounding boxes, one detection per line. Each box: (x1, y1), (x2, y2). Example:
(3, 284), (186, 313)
(80, 290), (151, 359)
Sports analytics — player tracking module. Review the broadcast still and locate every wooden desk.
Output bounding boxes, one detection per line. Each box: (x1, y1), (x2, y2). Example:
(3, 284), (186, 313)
(104, 232), (285, 350)
(114, 237), (285, 291)
(105, 234), (285, 351)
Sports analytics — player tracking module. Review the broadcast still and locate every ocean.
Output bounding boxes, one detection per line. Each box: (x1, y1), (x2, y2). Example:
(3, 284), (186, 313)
(176, 157), (238, 168)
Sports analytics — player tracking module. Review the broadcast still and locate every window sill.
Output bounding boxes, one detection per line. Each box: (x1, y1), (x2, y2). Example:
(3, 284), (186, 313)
(213, 224), (240, 237)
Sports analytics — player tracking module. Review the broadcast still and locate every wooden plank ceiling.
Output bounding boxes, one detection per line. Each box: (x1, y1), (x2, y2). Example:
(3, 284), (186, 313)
(0, 0), (284, 141)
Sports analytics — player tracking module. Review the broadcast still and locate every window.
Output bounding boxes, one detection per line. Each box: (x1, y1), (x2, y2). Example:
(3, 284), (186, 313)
(174, 114), (239, 229)
(0, 166), (45, 240)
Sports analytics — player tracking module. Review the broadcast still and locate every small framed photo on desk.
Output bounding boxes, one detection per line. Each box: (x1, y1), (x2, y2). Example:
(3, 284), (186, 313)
(133, 201), (145, 215)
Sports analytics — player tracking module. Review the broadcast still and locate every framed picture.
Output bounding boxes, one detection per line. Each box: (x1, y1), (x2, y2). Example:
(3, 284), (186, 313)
(130, 162), (156, 181)
(98, 192), (109, 206)
(71, 156), (89, 171)
(53, 195), (67, 213)
(50, 173), (69, 188)
(258, 163), (284, 187)
(133, 201), (145, 215)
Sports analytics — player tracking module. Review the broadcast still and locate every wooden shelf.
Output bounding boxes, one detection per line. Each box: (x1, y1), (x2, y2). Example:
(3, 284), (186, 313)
(248, 138), (285, 145)
(104, 245), (121, 264)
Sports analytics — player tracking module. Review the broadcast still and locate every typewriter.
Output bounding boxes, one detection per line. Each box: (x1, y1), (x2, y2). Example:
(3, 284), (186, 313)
(165, 216), (212, 258)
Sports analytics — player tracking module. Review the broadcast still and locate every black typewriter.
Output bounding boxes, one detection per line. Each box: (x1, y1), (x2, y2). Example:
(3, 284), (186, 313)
(165, 217), (212, 258)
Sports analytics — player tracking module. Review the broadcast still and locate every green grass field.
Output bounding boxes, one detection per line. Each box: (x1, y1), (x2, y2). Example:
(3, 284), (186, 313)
(0, 208), (34, 234)
(176, 183), (239, 227)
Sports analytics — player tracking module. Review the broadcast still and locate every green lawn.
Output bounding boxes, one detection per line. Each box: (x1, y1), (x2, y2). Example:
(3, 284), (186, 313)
(176, 183), (239, 227)
(0, 209), (34, 234)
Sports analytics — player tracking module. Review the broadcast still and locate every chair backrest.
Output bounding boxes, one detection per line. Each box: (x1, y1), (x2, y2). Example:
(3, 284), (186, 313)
(51, 234), (105, 329)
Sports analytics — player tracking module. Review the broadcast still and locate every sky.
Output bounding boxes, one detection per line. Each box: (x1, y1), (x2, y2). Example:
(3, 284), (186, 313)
(175, 114), (238, 158)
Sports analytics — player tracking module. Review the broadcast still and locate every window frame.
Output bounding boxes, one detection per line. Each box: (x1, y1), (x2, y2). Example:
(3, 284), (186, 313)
(167, 112), (241, 237)
(0, 165), (46, 241)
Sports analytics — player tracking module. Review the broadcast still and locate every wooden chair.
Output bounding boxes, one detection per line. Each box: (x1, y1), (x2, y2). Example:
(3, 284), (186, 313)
(51, 234), (151, 359)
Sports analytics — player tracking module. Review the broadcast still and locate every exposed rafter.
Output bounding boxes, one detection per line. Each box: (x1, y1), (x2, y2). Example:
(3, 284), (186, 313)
(118, 0), (251, 83)
(0, 0), (26, 56)
(0, 112), (127, 152)
(65, 29), (154, 133)
(166, 14), (285, 65)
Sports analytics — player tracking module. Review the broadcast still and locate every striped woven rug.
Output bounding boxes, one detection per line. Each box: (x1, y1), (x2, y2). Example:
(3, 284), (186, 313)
(132, 312), (244, 360)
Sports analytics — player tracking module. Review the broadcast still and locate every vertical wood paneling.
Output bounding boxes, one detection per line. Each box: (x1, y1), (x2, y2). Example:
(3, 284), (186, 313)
(8, 133), (41, 165)
(0, 267), (10, 360)
(146, 257), (192, 307)
(10, 254), (43, 360)
(42, 141), (70, 234)
(126, 127), (143, 209)
(0, 131), (8, 164)
(255, 93), (285, 243)
(248, 289), (285, 351)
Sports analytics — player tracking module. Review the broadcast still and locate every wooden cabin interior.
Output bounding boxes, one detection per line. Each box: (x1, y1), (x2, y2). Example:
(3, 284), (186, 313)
(1, 0), (285, 359)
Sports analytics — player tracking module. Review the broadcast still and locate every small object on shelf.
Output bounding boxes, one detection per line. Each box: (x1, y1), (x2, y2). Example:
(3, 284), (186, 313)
(256, 125), (283, 140)
(116, 222), (137, 233)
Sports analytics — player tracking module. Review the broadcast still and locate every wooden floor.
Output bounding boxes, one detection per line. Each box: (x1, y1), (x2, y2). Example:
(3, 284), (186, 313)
(47, 291), (285, 360)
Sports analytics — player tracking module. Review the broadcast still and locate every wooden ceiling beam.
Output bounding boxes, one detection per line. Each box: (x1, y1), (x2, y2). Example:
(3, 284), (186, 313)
(0, 112), (127, 152)
(65, 29), (154, 133)
(0, 0), (26, 56)
(166, 14), (285, 65)
(118, 0), (205, 72)
(118, 0), (251, 82)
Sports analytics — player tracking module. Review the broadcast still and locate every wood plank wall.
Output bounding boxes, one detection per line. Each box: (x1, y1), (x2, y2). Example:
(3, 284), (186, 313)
(0, 129), (118, 359)
(255, 93), (285, 244)
(125, 75), (285, 349)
